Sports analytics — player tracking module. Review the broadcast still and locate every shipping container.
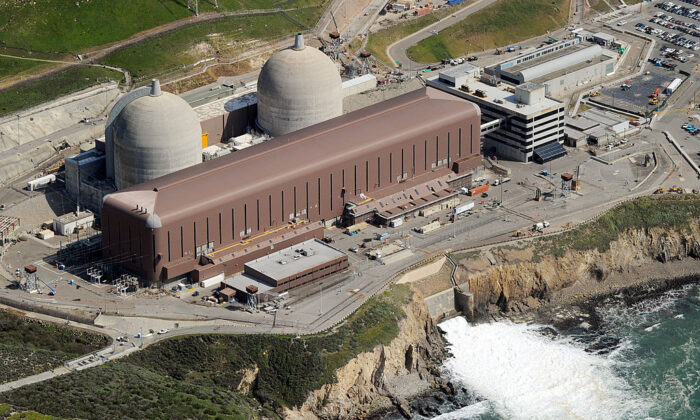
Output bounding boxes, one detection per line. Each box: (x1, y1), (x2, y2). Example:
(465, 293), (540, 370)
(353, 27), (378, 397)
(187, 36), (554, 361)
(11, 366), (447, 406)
(468, 184), (490, 196)
(454, 202), (474, 215)
(414, 6), (433, 16)
(390, 218), (404, 227)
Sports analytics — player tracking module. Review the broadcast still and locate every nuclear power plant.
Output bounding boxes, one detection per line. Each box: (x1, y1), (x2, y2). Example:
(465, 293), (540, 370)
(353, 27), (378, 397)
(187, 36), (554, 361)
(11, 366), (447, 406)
(60, 33), (494, 289)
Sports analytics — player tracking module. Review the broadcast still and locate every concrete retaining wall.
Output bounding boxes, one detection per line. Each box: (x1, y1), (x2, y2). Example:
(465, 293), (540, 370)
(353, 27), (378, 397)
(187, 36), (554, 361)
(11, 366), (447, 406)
(424, 288), (456, 320)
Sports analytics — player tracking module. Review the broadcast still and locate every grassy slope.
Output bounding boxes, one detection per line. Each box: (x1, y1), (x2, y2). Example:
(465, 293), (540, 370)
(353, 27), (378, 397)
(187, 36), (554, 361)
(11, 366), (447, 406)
(0, 57), (50, 82)
(0, 285), (411, 418)
(365, 3), (470, 66)
(406, 0), (570, 63)
(0, 310), (109, 383)
(102, 13), (303, 80)
(0, 0), (327, 115)
(0, 0), (284, 53)
(0, 66), (122, 118)
(532, 195), (700, 261)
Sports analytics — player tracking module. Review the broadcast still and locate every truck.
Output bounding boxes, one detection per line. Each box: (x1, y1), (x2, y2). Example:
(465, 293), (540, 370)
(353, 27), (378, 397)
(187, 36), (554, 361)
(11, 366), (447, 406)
(493, 177), (511, 186)
(376, 232), (390, 241)
(533, 221), (550, 231)
(454, 202), (474, 216)
(468, 184), (489, 196)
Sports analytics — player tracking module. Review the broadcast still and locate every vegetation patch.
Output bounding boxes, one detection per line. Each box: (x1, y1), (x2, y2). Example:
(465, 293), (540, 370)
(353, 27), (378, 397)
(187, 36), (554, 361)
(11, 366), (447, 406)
(0, 285), (411, 417)
(0, 309), (108, 383)
(0, 66), (122, 118)
(532, 195), (700, 261)
(0, 0), (284, 54)
(365, 3), (471, 65)
(102, 13), (303, 82)
(0, 57), (50, 83)
(406, 0), (570, 63)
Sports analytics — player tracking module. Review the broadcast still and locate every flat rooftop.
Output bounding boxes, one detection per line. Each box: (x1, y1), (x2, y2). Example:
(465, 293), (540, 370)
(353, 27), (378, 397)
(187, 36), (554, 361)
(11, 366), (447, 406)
(193, 90), (257, 121)
(532, 54), (614, 85)
(55, 211), (94, 224)
(427, 75), (562, 117)
(245, 238), (346, 282)
(222, 273), (274, 294)
(505, 43), (591, 75)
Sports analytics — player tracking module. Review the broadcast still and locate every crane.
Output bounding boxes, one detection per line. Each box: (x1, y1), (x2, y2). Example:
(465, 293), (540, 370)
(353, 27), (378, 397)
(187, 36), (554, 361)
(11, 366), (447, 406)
(37, 276), (56, 295)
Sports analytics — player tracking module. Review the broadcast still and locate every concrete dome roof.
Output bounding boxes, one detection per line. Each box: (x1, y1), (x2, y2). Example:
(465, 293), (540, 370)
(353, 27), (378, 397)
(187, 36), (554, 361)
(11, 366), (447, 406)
(113, 80), (202, 189)
(257, 34), (342, 137)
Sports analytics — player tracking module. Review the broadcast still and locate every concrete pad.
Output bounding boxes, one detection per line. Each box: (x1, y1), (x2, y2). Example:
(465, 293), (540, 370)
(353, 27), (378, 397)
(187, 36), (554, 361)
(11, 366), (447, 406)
(396, 256), (445, 284)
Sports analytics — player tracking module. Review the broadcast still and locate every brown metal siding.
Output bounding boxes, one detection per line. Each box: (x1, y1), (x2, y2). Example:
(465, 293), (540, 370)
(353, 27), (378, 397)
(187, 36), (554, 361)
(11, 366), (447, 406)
(103, 88), (481, 283)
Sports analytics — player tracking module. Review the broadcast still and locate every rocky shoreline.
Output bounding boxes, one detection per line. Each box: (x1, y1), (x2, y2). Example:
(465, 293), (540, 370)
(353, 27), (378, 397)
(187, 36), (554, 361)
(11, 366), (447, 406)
(288, 218), (700, 419)
(371, 267), (700, 419)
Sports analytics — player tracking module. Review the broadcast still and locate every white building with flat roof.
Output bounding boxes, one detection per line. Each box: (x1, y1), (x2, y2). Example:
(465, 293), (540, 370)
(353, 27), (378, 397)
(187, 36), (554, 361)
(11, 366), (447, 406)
(427, 71), (566, 163)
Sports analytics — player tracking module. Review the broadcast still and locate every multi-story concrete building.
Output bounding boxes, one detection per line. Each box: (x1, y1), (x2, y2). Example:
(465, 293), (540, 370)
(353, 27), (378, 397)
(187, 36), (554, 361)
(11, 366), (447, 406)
(427, 64), (566, 163)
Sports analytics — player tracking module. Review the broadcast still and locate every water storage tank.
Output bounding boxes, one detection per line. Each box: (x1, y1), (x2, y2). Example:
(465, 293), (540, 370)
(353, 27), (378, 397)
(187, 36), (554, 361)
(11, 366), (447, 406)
(112, 80), (202, 189)
(257, 33), (342, 136)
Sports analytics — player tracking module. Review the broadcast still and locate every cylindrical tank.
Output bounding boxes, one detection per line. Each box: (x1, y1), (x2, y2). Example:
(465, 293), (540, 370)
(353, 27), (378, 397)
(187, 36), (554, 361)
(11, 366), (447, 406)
(256, 33), (342, 137)
(112, 80), (202, 189)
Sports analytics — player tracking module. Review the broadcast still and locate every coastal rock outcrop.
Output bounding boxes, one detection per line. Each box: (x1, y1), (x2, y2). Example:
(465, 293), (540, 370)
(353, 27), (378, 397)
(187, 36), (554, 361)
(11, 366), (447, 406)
(285, 294), (446, 419)
(460, 222), (700, 316)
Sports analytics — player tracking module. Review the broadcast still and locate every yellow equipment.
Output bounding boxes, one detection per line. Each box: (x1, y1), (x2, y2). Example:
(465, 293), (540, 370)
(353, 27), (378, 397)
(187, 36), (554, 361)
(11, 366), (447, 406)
(654, 187), (665, 194)
(512, 230), (526, 237)
(669, 186), (683, 193)
(590, 91), (601, 97)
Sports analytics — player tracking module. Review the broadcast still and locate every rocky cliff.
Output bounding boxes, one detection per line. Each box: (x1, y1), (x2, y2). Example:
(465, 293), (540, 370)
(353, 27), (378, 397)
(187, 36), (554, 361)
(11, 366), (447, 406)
(285, 293), (447, 420)
(459, 221), (700, 317)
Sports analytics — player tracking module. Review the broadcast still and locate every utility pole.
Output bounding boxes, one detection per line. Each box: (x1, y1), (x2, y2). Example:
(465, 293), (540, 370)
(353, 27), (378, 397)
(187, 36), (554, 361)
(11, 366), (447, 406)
(16, 115), (20, 148)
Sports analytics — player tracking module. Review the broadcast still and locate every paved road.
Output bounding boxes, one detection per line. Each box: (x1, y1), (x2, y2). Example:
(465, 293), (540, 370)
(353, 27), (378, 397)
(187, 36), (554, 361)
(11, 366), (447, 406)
(387, 0), (501, 70)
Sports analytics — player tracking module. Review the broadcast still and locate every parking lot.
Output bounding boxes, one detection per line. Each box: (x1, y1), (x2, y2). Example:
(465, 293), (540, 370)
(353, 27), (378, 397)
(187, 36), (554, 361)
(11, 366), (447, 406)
(593, 63), (676, 113)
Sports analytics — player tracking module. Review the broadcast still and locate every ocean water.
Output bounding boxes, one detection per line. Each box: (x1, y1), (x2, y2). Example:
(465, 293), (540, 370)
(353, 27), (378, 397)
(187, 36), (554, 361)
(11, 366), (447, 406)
(435, 281), (700, 420)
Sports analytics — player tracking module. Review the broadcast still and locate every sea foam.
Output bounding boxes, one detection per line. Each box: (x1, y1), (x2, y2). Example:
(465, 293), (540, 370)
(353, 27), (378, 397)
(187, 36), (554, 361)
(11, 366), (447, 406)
(438, 317), (653, 420)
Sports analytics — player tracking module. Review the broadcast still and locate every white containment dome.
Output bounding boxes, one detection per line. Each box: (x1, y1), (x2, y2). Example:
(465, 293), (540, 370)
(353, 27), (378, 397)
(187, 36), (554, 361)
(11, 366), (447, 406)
(112, 80), (202, 190)
(257, 33), (343, 136)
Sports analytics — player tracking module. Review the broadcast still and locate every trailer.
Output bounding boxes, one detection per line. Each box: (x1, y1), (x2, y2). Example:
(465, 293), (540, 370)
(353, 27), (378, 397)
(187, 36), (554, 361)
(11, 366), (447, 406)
(27, 174), (56, 191)
(454, 202), (474, 215)
(665, 78), (682, 94)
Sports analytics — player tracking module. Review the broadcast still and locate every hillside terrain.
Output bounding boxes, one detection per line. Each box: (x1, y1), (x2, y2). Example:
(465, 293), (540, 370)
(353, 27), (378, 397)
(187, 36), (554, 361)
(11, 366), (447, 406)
(406, 0), (570, 63)
(0, 309), (108, 383)
(0, 0), (329, 117)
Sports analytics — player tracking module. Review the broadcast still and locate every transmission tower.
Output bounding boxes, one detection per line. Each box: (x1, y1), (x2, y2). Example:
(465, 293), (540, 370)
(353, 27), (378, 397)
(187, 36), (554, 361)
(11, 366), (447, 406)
(187, 0), (199, 16)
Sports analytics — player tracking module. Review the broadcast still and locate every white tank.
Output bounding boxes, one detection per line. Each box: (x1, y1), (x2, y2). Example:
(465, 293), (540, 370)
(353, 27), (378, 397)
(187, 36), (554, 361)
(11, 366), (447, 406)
(112, 80), (202, 189)
(257, 34), (342, 136)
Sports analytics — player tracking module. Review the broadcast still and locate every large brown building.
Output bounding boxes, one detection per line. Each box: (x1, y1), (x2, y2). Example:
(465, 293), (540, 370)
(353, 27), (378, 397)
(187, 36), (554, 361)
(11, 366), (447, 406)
(101, 87), (482, 285)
